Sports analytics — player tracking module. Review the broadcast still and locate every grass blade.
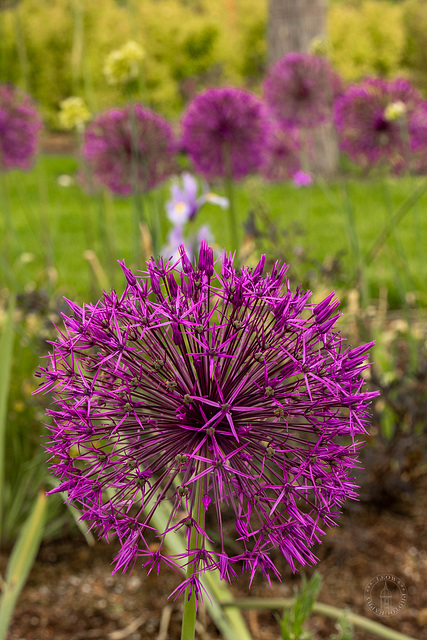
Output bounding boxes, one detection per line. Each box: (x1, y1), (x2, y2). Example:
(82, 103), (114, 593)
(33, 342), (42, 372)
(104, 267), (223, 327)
(0, 489), (46, 640)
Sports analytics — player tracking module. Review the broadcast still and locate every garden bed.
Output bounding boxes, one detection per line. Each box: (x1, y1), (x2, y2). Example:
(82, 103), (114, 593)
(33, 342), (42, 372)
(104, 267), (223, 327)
(4, 475), (427, 640)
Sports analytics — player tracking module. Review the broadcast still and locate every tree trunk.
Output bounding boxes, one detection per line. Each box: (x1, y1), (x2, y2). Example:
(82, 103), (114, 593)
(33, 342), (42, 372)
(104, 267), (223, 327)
(267, 0), (338, 177)
(267, 0), (328, 67)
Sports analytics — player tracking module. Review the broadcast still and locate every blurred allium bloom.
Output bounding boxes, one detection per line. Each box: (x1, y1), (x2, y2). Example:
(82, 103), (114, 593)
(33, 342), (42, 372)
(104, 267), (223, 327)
(260, 122), (301, 183)
(409, 101), (427, 174)
(38, 245), (377, 597)
(59, 97), (91, 131)
(264, 53), (342, 129)
(103, 40), (145, 86)
(0, 84), (41, 171)
(334, 78), (422, 171)
(293, 170), (313, 187)
(181, 87), (270, 180)
(166, 172), (228, 226)
(83, 105), (176, 195)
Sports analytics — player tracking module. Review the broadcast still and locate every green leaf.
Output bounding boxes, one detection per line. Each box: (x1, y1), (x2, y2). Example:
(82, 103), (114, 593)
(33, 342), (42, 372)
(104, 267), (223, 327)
(0, 490), (46, 640)
(280, 572), (322, 640)
(0, 296), (15, 531)
(331, 611), (354, 640)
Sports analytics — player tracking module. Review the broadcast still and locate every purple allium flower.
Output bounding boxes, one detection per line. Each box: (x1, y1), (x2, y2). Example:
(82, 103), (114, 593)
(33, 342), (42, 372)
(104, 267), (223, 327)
(334, 78), (422, 171)
(37, 246), (377, 596)
(264, 53), (342, 129)
(83, 105), (176, 195)
(409, 101), (427, 174)
(0, 84), (41, 171)
(181, 88), (271, 180)
(293, 170), (313, 188)
(260, 121), (301, 183)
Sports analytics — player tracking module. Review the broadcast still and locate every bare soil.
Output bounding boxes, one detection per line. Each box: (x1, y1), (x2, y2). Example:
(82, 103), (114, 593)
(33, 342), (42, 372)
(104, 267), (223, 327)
(3, 474), (427, 640)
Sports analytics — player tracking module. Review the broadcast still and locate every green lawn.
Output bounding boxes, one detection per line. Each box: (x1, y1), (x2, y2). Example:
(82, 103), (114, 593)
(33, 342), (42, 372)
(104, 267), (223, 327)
(1, 154), (427, 307)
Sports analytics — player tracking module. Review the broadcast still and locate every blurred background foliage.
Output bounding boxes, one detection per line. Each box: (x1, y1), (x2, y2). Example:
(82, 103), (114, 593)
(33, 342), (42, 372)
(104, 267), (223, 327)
(1, 0), (427, 125)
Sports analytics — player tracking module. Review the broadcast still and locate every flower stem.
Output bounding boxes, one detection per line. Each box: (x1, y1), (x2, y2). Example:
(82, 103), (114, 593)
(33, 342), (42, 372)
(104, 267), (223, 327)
(223, 145), (239, 256)
(224, 173), (238, 256)
(180, 478), (202, 640)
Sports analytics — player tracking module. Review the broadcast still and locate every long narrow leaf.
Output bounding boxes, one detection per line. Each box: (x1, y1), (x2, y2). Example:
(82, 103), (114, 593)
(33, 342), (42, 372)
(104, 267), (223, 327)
(0, 295), (15, 532)
(0, 489), (46, 640)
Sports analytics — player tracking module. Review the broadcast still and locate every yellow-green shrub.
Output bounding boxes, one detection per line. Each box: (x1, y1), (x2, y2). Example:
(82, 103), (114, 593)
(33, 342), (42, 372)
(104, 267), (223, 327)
(401, 0), (427, 93)
(0, 0), (266, 123)
(329, 1), (405, 81)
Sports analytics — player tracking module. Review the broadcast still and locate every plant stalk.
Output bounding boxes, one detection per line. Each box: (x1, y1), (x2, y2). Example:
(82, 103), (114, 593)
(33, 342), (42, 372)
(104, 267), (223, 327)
(222, 598), (416, 640)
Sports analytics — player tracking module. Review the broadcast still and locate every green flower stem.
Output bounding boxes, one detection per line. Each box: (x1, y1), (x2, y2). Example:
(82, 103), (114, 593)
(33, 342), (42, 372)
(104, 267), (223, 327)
(181, 478), (203, 640)
(223, 145), (239, 257)
(341, 181), (367, 304)
(365, 179), (427, 266)
(222, 598), (416, 640)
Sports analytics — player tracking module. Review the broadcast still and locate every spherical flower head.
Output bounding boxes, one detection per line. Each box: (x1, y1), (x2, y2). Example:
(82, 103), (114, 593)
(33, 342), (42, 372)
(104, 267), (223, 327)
(83, 105), (176, 195)
(181, 87), (271, 180)
(0, 84), (42, 171)
(103, 40), (145, 86)
(260, 120), (301, 183)
(264, 53), (342, 129)
(59, 96), (91, 131)
(408, 101), (427, 174)
(334, 77), (422, 171)
(384, 100), (407, 123)
(37, 245), (378, 597)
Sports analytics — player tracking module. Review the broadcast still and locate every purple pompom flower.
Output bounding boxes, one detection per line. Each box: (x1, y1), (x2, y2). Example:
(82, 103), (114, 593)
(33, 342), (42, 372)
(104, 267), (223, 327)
(334, 78), (422, 171)
(181, 87), (271, 180)
(83, 105), (176, 195)
(0, 84), (41, 171)
(409, 101), (427, 174)
(264, 53), (342, 129)
(37, 245), (377, 597)
(260, 121), (301, 183)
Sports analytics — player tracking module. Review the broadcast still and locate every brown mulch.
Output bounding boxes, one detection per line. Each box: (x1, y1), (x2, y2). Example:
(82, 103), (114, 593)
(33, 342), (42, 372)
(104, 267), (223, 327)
(3, 475), (427, 640)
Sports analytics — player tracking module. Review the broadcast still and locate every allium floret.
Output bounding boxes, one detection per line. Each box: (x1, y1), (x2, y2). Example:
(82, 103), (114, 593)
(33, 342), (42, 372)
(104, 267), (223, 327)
(334, 77), (422, 171)
(83, 105), (176, 195)
(264, 53), (342, 129)
(0, 84), (41, 171)
(181, 87), (271, 180)
(37, 245), (377, 597)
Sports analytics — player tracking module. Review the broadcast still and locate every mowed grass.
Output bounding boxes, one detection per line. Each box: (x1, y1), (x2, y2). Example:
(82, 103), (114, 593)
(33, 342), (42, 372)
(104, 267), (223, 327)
(1, 154), (427, 307)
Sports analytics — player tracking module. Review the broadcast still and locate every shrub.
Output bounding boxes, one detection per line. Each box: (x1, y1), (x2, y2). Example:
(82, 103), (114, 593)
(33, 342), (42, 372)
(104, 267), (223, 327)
(329, 1), (405, 81)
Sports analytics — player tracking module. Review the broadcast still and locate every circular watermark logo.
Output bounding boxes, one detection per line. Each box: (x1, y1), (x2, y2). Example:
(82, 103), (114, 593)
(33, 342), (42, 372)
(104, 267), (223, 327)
(364, 574), (407, 616)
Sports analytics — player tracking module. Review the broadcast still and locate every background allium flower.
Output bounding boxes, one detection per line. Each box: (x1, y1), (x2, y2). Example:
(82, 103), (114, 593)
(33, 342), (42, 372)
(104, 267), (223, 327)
(334, 78), (422, 171)
(181, 87), (270, 180)
(409, 101), (427, 174)
(38, 245), (377, 597)
(0, 84), (41, 171)
(83, 105), (176, 195)
(260, 121), (301, 182)
(103, 40), (145, 85)
(59, 96), (91, 131)
(264, 53), (342, 129)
